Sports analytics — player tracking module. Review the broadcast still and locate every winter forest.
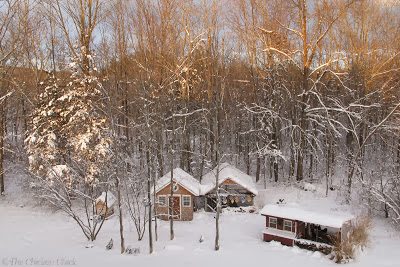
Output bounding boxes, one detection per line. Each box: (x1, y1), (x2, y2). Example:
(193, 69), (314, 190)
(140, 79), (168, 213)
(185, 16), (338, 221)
(1, 0), (400, 266)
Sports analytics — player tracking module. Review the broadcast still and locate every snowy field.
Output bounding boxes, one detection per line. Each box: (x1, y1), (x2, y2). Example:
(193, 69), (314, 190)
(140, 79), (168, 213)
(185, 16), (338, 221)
(1, 171), (400, 267)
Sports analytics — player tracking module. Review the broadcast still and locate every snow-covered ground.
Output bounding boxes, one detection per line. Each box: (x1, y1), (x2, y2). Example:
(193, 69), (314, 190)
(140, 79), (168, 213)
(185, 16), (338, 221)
(1, 169), (400, 267)
(1, 203), (399, 267)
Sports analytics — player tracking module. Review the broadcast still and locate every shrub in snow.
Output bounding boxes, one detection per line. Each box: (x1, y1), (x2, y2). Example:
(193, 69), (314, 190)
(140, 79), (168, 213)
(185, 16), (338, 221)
(125, 246), (133, 254)
(301, 182), (316, 192)
(331, 238), (354, 264)
(125, 176), (149, 241)
(106, 238), (113, 250)
(125, 246), (140, 255)
(347, 217), (371, 250)
(331, 216), (371, 264)
(85, 243), (94, 249)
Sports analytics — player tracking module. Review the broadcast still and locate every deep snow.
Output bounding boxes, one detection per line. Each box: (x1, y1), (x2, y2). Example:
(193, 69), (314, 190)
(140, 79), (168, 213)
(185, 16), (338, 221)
(1, 166), (400, 267)
(0, 203), (399, 267)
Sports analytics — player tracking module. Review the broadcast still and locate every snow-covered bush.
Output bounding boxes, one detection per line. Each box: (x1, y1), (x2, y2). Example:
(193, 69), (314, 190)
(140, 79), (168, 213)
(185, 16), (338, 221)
(302, 182), (317, 192)
(125, 171), (149, 241)
(359, 163), (400, 227)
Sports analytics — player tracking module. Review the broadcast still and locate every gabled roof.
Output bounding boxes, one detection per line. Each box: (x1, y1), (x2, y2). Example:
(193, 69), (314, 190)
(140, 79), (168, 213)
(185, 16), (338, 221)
(201, 163), (258, 195)
(260, 204), (354, 228)
(155, 168), (200, 196)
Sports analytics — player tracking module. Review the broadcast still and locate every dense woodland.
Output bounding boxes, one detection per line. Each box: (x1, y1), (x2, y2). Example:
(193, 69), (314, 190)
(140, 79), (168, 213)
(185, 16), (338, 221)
(1, 0), (400, 250)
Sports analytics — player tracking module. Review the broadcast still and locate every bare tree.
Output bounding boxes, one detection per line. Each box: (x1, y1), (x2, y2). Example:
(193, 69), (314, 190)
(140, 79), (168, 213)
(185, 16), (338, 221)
(0, 0), (24, 195)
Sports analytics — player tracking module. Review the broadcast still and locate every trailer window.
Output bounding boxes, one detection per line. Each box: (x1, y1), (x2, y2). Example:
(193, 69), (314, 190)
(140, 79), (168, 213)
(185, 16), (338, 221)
(283, 220), (292, 232)
(269, 217), (278, 228)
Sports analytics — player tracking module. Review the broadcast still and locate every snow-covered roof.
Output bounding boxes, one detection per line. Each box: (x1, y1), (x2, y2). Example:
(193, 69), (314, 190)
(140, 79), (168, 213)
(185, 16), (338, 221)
(95, 191), (116, 208)
(260, 204), (354, 228)
(155, 168), (200, 196)
(201, 163), (258, 195)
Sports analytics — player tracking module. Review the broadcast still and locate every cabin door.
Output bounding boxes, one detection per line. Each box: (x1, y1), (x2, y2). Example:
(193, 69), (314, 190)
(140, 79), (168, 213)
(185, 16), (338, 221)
(169, 196), (181, 220)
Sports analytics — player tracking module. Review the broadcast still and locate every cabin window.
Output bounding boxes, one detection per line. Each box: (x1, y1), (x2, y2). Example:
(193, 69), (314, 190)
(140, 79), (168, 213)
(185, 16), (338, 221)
(283, 220), (293, 232)
(182, 195), (191, 207)
(158, 195), (166, 206)
(269, 217), (278, 228)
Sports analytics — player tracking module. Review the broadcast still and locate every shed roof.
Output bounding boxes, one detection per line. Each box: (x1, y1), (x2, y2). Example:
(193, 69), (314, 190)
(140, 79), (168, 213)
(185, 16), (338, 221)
(155, 168), (200, 196)
(260, 204), (354, 228)
(201, 163), (258, 195)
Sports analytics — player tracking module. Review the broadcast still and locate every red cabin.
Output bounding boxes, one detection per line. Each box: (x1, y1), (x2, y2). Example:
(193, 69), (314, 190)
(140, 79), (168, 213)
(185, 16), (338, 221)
(261, 204), (354, 249)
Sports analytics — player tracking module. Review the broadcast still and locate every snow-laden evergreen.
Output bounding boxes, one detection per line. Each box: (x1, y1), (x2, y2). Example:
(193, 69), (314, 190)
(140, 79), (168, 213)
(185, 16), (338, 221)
(25, 51), (112, 241)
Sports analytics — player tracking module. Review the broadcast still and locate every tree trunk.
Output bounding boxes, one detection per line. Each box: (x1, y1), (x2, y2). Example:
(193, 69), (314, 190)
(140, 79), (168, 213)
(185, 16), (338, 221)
(153, 173), (158, 242)
(209, 112), (215, 166)
(214, 103), (220, 251)
(169, 112), (175, 241)
(0, 102), (4, 195)
(157, 129), (164, 177)
(116, 176), (125, 254)
(325, 131), (332, 197)
(214, 162), (220, 251)
(245, 137), (250, 175)
(146, 149), (153, 254)
(255, 157), (261, 182)
(346, 131), (354, 202)
(273, 158), (278, 183)
(199, 130), (205, 183)
(263, 158), (267, 189)
(296, 0), (309, 182)
(272, 121), (279, 182)
(147, 174), (153, 254)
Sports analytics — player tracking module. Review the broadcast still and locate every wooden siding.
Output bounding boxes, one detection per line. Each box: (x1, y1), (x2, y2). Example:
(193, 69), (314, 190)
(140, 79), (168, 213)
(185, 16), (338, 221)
(95, 202), (114, 218)
(155, 182), (195, 221)
(263, 233), (294, 246)
(222, 179), (237, 185)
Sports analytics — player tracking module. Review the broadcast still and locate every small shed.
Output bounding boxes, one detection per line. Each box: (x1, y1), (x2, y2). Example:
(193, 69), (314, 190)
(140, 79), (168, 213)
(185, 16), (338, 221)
(95, 191), (116, 219)
(260, 204), (354, 250)
(201, 163), (258, 212)
(154, 168), (200, 221)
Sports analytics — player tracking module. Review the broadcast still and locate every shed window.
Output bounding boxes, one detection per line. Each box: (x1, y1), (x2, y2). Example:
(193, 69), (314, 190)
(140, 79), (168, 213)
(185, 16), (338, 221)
(269, 217), (278, 228)
(283, 220), (293, 232)
(182, 195), (191, 207)
(173, 184), (179, 192)
(158, 195), (166, 206)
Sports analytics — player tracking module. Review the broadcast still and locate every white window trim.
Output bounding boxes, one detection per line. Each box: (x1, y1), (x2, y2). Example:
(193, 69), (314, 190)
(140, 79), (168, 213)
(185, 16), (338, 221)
(283, 219), (293, 232)
(158, 195), (167, 206)
(269, 217), (278, 229)
(172, 184), (179, 192)
(182, 195), (191, 207)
